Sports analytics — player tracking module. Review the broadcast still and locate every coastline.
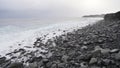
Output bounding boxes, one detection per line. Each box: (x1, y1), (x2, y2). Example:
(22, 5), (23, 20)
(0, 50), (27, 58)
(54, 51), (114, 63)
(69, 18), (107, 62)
(0, 18), (101, 56)
(0, 12), (120, 68)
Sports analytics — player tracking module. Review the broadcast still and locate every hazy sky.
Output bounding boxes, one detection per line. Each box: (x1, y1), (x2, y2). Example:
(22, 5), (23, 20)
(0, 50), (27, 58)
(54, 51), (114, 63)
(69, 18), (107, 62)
(0, 0), (120, 18)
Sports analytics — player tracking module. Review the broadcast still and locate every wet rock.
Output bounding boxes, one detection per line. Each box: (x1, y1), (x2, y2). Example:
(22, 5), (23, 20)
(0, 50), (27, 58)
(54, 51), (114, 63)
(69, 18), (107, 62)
(110, 49), (119, 53)
(18, 48), (25, 52)
(52, 42), (56, 47)
(0, 57), (6, 64)
(92, 50), (101, 57)
(51, 64), (57, 68)
(90, 66), (100, 68)
(102, 59), (111, 65)
(13, 48), (26, 54)
(97, 59), (102, 66)
(110, 60), (115, 64)
(2, 60), (11, 68)
(77, 53), (92, 61)
(57, 63), (65, 68)
(102, 66), (106, 68)
(28, 56), (43, 63)
(94, 46), (102, 51)
(63, 40), (68, 43)
(46, 62), (53, 67)
(6, 53), (12, 56)
(7, 62), (23, 68)
(97, 39), (104, 43)
(38, 61), (44, 67)
(85, 53), (92, 60)
(94, 46), (110, 55)
(115, 52), (120, 60)
(83, 41), (89, 45)
(68, 50), (76, 56)
(28, 62), (38, 68)
(42, 58), (49, 64)
(101, 49), (110, 55)
(24, 46), (32, 48)
(1, 11), (120, 68)
(46, 52), (52, 58)
(62, 55), (69, 62)
(74, 62), (80, 66)
(80, 62), (88, 68)
(89, 58), (97, 64)
(11, 56), (17, 59)
(81, 46), (88, 50)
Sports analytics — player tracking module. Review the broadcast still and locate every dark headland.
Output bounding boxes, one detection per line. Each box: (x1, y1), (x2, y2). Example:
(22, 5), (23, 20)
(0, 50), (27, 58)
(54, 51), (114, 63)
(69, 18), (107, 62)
(1, 11), (120, 68)
(83, 14), (105, 18)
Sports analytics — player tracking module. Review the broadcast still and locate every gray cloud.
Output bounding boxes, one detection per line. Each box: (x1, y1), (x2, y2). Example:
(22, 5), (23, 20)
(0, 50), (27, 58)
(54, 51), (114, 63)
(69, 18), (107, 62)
(0, 0), (120, 19)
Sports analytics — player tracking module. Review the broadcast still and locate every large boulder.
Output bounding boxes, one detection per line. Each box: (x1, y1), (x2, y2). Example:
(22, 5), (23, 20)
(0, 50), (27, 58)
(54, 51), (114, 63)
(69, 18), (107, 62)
(104, 11), (120, 21)
(7, 62), (24, 68)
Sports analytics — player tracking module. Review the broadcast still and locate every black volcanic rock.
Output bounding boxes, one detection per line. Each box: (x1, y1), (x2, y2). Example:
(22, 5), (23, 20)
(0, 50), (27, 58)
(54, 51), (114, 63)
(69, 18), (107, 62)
(7, 62), (23, 68)
(104, 11), (120, 21)
(0, 57), (6, 64)
(1, 11), (120, 68)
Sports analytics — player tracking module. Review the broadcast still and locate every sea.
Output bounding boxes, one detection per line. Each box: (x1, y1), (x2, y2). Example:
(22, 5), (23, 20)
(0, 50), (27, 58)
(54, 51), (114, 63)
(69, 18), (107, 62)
(0, 17), (103, 56)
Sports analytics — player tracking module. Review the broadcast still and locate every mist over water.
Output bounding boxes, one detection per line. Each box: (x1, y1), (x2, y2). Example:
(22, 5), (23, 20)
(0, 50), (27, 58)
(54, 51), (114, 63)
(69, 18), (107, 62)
(0, 18), (102, 55)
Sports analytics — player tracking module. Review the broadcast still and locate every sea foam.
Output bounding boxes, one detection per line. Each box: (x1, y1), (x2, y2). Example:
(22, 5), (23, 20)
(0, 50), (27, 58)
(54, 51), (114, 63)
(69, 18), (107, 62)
(0, 18), (102, 56)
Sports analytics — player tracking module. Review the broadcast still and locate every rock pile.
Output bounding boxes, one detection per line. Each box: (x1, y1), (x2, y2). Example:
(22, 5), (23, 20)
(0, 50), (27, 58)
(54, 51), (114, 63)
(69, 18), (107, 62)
(0, 11), (120, 68)
(104, 11), (120, 21)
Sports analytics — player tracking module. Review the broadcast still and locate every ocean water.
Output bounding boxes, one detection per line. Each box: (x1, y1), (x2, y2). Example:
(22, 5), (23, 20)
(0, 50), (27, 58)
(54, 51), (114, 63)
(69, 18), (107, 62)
(0, 18), (103, 56)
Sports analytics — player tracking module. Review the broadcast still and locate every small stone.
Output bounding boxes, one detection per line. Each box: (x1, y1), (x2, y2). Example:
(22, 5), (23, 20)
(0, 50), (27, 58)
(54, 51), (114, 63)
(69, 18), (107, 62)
(46, 62), (53, 67)
(74, 63), (79, 66)
(90, 66), (100, 68)
(57, 63), (65, 67)
(81, 46), (88, 50)
(18, 48), (25, 52)
(110, 60), (115, 64)
(76, 55), (85, 60)
(115, 52), (120, 60)
(62, 55), (69, 62)
(24, 46), (32, 48)
(77, 53), (92, 61)
(94, 46), (102, 51)
(46, 52), (52, 58)
(97, 59), (102, 65)
(89, 58), (97, 64)
(97, 39), (104, 43)
(42, 58), (49, 63)
(80, 62), (88, 68)
(102, 59), (111, 65)
(29, 62), (38, 68)
(92, 50), (101, 57)
(102, 66), (106, 68)
(110, 49), (119, 53)
(63, 40), (68, 43)
(29, 56), (42, 63)
(94, 46), (110, 55)
(83, 41), (88, 45)
(11, 56), (17, 59)
(101, 49), (110, 54)
(51, 64), (57, 68)
(52, 42), (56, 47)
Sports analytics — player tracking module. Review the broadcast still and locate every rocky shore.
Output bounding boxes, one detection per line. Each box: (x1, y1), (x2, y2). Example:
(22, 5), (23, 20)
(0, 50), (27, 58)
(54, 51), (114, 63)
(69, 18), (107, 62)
(0, 11), (120, 68)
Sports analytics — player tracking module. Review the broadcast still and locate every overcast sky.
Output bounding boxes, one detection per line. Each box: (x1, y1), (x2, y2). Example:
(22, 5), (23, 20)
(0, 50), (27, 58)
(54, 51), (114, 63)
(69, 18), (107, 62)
(0, 0), (120, 19)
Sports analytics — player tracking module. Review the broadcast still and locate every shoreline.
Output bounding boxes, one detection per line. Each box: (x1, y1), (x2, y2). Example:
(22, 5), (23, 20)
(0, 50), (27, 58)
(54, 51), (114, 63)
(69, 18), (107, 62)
(0, 18), (101, 56)
(0, 13), (120, 67)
